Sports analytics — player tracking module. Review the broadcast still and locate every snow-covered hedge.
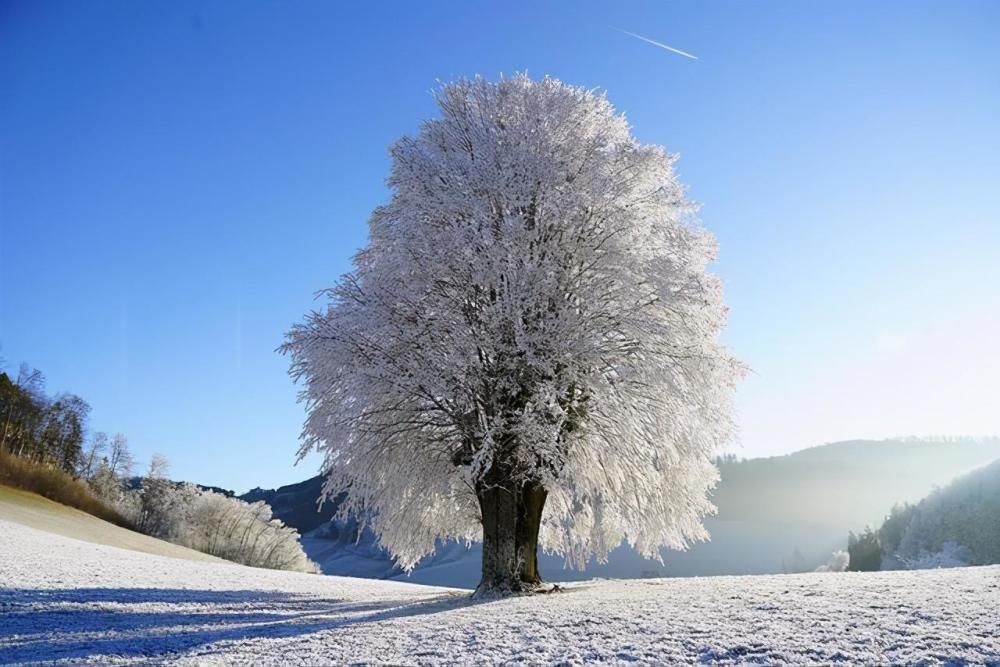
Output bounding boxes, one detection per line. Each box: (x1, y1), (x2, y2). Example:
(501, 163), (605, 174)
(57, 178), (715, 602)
(121, 481), (318, 572)
(92, 456), (317, 573)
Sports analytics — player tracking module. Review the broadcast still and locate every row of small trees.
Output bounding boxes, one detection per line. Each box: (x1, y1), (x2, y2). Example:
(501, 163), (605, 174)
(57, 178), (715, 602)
(1, 361), (139, 528)
(108, 456), (317, 572)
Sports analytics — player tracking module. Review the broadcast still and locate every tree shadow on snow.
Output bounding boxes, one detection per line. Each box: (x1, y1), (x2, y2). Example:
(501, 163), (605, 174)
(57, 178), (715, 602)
(0, 586), (482, 663)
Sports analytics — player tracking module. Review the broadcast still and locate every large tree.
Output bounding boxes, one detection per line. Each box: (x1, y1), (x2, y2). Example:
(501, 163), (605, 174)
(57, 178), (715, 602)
(284, 76), (741, 595)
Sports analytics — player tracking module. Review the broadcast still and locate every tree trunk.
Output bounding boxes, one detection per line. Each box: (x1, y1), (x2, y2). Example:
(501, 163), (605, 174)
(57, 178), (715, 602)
(475, 468), (521, 596)
(1, 406), (14, 453)
(475, 469), (548, 596)
(516, 480), (547, 586)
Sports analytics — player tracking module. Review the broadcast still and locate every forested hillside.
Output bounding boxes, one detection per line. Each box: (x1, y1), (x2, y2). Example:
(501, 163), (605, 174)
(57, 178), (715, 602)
(872, 459), (1000, 569)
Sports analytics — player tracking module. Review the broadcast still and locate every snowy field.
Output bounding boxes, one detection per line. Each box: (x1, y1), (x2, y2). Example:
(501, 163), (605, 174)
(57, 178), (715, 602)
(2, 519), (998, 665)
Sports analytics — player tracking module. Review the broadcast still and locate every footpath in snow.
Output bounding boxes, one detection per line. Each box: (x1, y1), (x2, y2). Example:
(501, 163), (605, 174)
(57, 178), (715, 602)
(1, 518), (998, 665)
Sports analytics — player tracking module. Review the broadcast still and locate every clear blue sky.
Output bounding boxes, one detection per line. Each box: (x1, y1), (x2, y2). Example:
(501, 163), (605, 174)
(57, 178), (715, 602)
(2, 1), (998, 493)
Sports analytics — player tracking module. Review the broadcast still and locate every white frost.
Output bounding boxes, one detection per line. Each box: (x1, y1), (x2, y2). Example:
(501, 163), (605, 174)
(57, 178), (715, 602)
(2, 519), (998, 665)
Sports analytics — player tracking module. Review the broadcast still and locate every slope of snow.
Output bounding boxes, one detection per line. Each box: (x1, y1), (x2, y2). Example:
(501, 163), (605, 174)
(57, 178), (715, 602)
(2, 519), (998, 665)
(0, 485), (221, 563)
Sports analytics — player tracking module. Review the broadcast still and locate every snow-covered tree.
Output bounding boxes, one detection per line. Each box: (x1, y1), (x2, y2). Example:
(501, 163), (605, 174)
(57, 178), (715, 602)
(107, 432), (134, 479)
(898, 541), (970, 570)
(179, 488), (317, 572)
(283, 75), (741, 594)
(112, 473), (318, 572)
(79, 431), (108, 480)
(134, 454), (182, 538)
(87, 434), (136, 513)
(89, 458), (125, 503)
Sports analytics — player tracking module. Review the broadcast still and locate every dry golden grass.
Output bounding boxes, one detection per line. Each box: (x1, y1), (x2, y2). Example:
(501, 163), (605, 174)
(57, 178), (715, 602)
(0, 450), (133, 528)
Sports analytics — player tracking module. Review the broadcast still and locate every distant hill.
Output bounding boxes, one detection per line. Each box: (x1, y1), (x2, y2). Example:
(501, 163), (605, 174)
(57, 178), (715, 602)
(237, 437), (1000, 586)
(240, 475), (341, 533)
(712, 437), (1000, 527)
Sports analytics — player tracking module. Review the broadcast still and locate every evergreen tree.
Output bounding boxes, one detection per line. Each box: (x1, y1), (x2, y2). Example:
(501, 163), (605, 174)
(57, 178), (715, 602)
(847, 527), (881, 571)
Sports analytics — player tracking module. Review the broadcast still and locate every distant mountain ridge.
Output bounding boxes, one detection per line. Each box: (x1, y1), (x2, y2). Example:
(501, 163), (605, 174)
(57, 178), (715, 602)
(234, 437), (1000, 586)
(241, 476), (340, 533)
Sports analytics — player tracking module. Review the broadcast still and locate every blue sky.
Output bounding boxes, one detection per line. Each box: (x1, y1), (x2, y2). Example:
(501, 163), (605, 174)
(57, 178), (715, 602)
(2, 1), (998, 492)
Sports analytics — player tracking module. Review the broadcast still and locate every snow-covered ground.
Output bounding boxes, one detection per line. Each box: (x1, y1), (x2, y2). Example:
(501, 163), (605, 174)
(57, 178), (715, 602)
(2, 519), (998, 664)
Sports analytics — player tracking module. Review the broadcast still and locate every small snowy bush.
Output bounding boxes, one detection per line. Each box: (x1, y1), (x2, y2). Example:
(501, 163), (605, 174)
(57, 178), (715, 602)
(815, 550), (850, 572)
(99, 455), (317, 573)
(177, 487), (318, 573)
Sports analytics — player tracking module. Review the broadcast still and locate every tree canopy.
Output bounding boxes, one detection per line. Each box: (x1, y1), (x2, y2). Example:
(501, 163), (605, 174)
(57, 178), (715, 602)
(284, 75), (741, 591)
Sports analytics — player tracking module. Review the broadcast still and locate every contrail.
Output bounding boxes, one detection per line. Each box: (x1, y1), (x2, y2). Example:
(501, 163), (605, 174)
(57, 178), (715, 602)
(613, 27), (698, 60)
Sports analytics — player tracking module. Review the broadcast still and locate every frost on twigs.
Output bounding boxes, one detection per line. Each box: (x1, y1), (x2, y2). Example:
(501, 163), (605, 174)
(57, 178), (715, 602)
(282, 74), (743, 589)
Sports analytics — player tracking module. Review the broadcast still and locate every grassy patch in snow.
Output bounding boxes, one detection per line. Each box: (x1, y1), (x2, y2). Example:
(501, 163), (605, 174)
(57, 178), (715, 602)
(0, 451), (130, 527)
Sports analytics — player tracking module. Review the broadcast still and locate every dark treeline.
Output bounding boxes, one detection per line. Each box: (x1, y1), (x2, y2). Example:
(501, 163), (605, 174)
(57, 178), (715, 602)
(1, 357), (138, 526)
(1, 362), (134, 481)
(1, 361), (135, 480)
(2, 364), (83, 470)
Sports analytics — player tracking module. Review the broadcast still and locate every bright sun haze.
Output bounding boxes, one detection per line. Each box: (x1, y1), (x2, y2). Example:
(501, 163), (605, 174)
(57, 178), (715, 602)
(1, 0), (997, 492)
